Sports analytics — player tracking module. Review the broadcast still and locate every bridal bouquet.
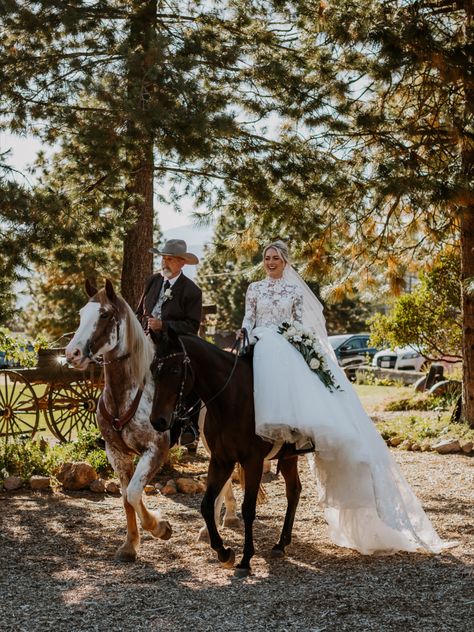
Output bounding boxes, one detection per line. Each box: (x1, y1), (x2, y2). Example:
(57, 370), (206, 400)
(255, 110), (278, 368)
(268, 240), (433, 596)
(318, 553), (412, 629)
(277, 321), (341, 392)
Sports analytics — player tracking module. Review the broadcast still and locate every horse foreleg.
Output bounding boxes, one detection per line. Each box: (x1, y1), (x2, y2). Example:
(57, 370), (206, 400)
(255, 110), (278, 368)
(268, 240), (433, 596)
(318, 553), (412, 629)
(271, 456), (301, 558)
(201, 457), (236, 568)
(106, 446), (140, 562)
(126, 448), (172, 541)
(235, 457), (264, 578)
(197, 475), (239, 543)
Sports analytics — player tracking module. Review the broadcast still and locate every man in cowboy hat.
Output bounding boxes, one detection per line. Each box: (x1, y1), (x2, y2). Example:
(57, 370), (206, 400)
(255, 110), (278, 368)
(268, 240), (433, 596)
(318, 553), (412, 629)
(136, 239), (202, 446)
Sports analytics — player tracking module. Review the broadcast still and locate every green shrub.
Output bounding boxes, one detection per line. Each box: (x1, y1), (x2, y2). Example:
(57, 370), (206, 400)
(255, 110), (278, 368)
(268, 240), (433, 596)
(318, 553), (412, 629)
(0, 438), (59, 481)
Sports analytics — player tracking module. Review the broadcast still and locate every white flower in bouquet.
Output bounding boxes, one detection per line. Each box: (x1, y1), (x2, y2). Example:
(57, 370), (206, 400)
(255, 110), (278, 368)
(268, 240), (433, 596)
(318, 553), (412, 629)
(293, 334), (302, 342)
(287, 326), (297, 337)
(310, 358), (320, 370)
(304, 338), (313, 347)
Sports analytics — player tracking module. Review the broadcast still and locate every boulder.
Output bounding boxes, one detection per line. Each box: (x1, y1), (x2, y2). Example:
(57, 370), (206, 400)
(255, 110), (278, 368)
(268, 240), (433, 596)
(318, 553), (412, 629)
(105, 481), (121, 494)
(144, 484), (156, 494)
(161, 479), (177, 496)
(57, 462), (98, 491)
(4, 476), (22, 491)
(400, 439), (413, 451)
(432, 439), (461, 454)
(89, 478), (106, 493)
(411, 443), (421, 452)
(29, 475), (51, 490)
(389, 436), (403, 447)
(460, 441), (473, 455)
(176, 477), (205, 494)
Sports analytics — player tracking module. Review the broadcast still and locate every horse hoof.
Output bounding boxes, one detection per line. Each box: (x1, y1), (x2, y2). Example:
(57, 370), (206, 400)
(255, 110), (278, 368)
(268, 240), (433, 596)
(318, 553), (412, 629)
(220, 548), (235, 569)
(270, 547), (285, 559)
(197, 527), (210, 543)
(234, 566), (250, 578)
(159, 521), (172, 541)
(223, 516), (241, 529)
(116, 547), (137, 563)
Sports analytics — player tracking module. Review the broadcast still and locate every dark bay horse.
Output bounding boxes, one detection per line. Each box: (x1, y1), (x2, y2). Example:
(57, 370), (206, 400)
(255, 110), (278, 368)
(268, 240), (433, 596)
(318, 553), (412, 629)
(150, 331), (302, 577)
(65, 280), (239, 562)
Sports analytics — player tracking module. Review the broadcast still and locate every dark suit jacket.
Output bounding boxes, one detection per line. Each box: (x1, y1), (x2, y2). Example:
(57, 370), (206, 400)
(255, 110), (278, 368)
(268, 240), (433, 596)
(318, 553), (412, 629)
(135, 272), (202, 336)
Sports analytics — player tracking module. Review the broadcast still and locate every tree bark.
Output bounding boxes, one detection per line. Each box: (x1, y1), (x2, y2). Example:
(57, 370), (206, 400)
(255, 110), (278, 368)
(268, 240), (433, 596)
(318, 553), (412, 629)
(121, 151), (154, 308)
(460, 208), (474, 428)
(120, 0), (157, 308)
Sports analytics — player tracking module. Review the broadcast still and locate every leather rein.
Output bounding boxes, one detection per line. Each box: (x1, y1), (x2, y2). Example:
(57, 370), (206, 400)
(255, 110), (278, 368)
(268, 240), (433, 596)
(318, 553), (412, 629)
(85, 311), (144, 433)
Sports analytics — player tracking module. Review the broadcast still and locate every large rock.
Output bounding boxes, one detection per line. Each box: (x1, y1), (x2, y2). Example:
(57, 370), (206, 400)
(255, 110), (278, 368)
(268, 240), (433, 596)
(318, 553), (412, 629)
(161, 479), (177, 496)
(389, 436), (403, 447)
(460, 441), (473, 454)
(3, 476), (22, 491)
(89, 478), (106, 493)
(432, 439), (461, 454)
(56, 462), (98, 491)
(29, 476), (51, 490)
(176, 477), (205, 494)
(105, 480), (121, 494)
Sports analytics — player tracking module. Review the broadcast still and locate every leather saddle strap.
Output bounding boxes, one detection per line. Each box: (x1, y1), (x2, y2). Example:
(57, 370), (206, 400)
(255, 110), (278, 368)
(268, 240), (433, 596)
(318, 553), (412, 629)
(98, 387), (144, 432)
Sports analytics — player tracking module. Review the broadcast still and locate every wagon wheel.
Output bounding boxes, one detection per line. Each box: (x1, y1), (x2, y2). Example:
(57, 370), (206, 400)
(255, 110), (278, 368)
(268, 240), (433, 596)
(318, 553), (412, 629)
(0, 370), (40, 440)
(47, 379), (102, 442)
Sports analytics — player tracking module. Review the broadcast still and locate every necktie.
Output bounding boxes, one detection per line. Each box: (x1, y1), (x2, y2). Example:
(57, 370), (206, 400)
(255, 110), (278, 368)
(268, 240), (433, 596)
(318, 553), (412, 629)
(163, 280), (170, 292)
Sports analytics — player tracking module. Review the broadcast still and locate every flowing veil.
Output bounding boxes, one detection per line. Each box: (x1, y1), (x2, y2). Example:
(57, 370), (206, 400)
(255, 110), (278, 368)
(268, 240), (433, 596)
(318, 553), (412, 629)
(283, 265), (337, 362)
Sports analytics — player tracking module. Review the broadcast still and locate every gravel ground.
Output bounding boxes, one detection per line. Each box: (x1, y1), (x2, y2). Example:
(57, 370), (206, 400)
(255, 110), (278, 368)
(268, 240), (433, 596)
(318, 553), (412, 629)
(1, 450), (473, 632)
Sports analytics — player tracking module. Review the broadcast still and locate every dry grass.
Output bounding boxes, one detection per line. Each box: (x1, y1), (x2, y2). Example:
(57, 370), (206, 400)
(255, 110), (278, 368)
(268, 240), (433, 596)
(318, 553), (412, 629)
(1, 447), (473, 632)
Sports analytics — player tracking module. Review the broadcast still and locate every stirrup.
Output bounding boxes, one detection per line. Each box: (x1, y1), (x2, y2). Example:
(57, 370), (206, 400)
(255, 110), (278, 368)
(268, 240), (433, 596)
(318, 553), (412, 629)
(294, 440), (316, 455)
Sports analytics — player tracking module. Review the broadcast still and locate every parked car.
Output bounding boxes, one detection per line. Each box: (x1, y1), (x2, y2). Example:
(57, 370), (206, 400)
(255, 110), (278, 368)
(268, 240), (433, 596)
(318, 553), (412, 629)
(329, 333), (380, 368)
(372, 346), (428, 371)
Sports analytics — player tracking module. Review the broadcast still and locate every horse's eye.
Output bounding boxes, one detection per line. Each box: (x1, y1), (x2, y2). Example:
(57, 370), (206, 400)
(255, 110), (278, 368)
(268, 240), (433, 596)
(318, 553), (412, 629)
(170, 367), (180, 375)
(99, 311), (110, 319)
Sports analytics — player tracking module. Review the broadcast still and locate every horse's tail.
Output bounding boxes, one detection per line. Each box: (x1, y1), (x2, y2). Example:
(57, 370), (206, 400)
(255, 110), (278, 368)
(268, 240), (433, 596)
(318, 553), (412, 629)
(235, 463), (267, 505)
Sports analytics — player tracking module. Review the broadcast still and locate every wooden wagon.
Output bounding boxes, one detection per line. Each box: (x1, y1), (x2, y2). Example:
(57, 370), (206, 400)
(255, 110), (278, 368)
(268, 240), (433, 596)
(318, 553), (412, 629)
(0, 348), (103, 443)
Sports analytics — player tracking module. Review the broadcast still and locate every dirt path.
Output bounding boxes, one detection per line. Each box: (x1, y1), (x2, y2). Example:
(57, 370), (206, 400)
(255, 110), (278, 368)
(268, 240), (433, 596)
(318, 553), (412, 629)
(1, 451), (473, 632)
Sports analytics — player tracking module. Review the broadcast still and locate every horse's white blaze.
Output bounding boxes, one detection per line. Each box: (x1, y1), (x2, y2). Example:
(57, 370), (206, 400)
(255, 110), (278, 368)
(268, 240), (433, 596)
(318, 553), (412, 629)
(65, 302), (118, 364)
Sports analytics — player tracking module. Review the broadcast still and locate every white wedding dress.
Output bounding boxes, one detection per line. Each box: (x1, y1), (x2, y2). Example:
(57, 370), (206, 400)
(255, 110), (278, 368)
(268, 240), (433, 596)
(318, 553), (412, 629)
(242, 275), (450, 555)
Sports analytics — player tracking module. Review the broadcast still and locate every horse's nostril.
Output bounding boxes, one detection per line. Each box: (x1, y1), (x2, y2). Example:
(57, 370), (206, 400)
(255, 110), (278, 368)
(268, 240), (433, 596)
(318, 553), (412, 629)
(150, 417), (169, 432)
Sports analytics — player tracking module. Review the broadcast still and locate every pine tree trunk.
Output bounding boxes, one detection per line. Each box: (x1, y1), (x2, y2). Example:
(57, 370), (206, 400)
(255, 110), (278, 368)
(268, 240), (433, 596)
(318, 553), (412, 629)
(120, 0), (157, 308)
(121, 147), (154, 308)
(460, 209), (474, 429)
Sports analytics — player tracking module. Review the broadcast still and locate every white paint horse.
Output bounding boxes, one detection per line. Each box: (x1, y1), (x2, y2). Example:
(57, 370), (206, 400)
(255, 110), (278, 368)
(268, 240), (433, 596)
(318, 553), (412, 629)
(66, 279), (238, 562)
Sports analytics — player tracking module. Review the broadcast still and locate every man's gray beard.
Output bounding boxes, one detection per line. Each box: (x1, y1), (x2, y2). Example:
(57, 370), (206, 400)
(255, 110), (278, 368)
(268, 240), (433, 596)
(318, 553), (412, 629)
(162, 268), (173, 279)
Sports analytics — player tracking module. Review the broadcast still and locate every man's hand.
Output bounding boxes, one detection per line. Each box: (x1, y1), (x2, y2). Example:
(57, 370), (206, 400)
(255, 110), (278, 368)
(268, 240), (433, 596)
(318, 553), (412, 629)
(147, 317), (163, 332)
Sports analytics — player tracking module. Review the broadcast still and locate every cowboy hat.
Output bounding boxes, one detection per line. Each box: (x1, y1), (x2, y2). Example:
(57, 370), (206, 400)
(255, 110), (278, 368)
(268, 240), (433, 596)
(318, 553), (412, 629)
(149, 239), (199, 265)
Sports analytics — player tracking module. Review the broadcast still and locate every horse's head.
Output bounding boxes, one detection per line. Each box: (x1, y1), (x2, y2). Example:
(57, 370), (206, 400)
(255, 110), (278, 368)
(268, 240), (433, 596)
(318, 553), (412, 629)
(66, 279), (126, 369)
(149, 330), (195, 432)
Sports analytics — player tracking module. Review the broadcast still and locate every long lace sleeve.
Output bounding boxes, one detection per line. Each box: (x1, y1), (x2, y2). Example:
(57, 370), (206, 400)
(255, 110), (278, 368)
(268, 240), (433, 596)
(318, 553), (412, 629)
(292, 287), (303, 325)
(241, 283), (257, 340)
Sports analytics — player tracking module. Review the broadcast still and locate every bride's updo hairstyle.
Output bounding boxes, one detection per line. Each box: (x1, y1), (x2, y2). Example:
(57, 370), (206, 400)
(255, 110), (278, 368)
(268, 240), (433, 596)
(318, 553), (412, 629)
(262, 240), (289, 264)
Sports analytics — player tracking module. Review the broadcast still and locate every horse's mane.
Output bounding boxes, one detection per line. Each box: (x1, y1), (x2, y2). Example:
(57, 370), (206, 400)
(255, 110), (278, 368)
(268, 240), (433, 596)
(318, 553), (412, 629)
(119, 297), (154, 385)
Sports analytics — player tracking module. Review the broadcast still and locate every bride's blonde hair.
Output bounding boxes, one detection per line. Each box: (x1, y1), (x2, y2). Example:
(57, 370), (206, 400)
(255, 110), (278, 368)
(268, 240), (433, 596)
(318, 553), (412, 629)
(262, 240), (289, 263)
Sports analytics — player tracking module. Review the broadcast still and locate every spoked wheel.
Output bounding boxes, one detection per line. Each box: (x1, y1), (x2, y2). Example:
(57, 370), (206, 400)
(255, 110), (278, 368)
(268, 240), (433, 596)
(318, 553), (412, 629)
(0, 370), (40, 440)
(47, 379), (102, 442)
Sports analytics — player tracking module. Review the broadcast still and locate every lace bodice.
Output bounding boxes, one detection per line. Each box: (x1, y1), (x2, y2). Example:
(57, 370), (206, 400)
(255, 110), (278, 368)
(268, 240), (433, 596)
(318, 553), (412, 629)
(242, 278), (303, 336)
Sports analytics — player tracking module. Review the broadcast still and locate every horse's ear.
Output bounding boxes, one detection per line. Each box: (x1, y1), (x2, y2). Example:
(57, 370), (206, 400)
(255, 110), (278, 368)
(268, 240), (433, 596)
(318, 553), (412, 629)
(105, 279), (117, 302)
(85, 279), (98, 297)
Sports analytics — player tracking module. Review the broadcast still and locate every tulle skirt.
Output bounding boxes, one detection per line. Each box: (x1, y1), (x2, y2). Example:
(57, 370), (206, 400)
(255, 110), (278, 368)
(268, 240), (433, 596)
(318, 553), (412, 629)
(252, 326), (452, 555)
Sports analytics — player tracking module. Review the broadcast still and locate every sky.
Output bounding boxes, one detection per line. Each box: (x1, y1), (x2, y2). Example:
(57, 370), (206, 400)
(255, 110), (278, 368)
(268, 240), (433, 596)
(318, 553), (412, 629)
(1, 131), (195, 231)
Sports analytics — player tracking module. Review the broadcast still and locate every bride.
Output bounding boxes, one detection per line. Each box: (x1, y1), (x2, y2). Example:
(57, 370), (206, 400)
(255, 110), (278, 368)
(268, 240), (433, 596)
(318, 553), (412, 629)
(241, 240), (451, 555)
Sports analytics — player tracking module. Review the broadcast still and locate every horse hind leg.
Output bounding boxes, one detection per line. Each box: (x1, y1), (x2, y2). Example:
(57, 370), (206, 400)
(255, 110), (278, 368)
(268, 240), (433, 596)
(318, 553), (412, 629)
(106, 447), (140, 562)
(235, 457), (264, 578)
(126, 449), (172, 541)
(271, 456), (301, 558)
